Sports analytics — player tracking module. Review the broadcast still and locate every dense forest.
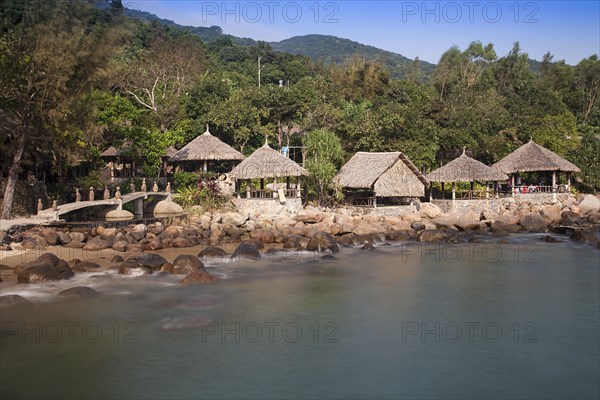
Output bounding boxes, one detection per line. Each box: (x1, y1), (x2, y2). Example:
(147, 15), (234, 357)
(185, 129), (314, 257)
(1, 0), (599, 217)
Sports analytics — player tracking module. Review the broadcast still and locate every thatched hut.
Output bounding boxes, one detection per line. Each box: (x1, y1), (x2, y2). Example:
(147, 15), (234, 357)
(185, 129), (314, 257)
(425, 149), (508, 200)
(333, 152), (427, 207)
(101, 145), (177, 181)
(492, 139), (580, 193)
(170, 126), (244, 173)
(229, 141), (308, 201)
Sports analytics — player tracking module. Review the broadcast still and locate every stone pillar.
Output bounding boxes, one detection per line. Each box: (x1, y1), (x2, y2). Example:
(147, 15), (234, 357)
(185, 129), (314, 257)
(152, 181), (158, 192)
(135, 198), (144, 217)
(141, 178), (147, 193)
(75, 188), (81, 202)
(166, 182), (171, 193)
(52, 200), (57, 211)
(89, 187), (95, 201)
(552, 171), (557, 201)
(115, 187), (122, 200)
(37, 199), (43, 214)
(103, 186), (110, 200)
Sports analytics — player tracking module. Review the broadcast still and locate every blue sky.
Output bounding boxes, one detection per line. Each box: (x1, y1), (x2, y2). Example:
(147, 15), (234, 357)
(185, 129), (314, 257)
(129, 1), (600, 64)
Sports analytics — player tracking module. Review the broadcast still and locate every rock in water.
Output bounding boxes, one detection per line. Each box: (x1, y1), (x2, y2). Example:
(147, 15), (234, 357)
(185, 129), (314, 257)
(180, 270), (219, 285)
(0, 295), (33, 309)
(231, 243), (261, 261)
(58, 287), (99, 298)
(306, 231), (339, 254)
(198, 246), (229, 259)
(170, 255), (204, 275)
(126, 253), (170, 272)
(18, 259), (74, 284)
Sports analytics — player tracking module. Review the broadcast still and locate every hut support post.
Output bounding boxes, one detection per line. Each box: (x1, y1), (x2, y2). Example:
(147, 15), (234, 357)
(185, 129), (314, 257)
(273, 179), (278, 199)
(203, 160), (208, 173)
(373, 195), (377, 208)
(451, 182), (456, 211)
(429, 184), (432, 201)
(441, 182), (445, 199)
(470, 181), (474, 200)
(552, 171), (557, 201)
(511, 175), (515, 197)
(246, 180), (250, 199)
(297, 176), (302, 198)
(567, 172), (571, 187)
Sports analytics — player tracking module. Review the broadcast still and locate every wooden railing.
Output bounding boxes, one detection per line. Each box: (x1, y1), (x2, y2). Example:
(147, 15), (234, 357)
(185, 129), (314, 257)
(344, 197), (375, 207)
(237, 189), (301, 199)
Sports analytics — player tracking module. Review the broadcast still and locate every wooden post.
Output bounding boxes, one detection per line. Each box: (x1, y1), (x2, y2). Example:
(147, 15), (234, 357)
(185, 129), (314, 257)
(567, 172), (571, 187)
(441, 182), (445, 199)
(451, 182), (456, 211)
(297, 176), (302, 198)
(203, 160), (208, 173)
(373, 195), (377, 208)
(511, 175), (515, 197)
(429, 184), (433, 201)
(470, 181), (474, 200)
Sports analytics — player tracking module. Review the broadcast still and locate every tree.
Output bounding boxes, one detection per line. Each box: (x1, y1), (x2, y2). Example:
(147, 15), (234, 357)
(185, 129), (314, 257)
(303, 129), (344, 204)
(0, 0), (125, 218)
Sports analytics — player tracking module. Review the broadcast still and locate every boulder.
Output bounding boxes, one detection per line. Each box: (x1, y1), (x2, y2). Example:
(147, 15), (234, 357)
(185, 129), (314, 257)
(519, 213), (548, 233)
(119, 260), (151, 276)
(69, 232), (87, 242)
(126, 243), (143, 253)
(417, 230), (450, 243)
(540, 204), (562, 225)
(578, 195), (600, 215)
(143, 238), (163, 251)
(242, 238), (265, 249)
(153, 199), (184, 217)
(361, 243), (375, 251)
(111, 241), (128, 252)
(306, 231), (339, 254)
(105, 209), (134, 221)
(126, 253), (170, 272)
(18, 260), (74, 283)
(420, 203), (443, 219)
(76, 261), (102, 270)
(491, 221), (521, 233)
(411, 221), (426, 231)
(221, 212), (248, 227)
(39, 228), (60, 246)
(283, 234), (308, 249)
(83, 237), (111, 251)
(63, 241), (85, 249)
(587, 211), (600, 224)
(570, 230), (598, 245)
(295, 210), (323, 223)
(492, 229), (510, 238)
(111, 255), (124, 263)
(180, 270), (219, 285)
(58, 286), (99, 298)
(170, 255), (204, 275)
(231, 242), (261, 261)
(250, 229), (276, 244)
(198, 246), (229, 259)
(15, 253), (60, 274)
(353, 223), (381, 236)
(172, 237), (193, 248)
(0, 295), (33, 309)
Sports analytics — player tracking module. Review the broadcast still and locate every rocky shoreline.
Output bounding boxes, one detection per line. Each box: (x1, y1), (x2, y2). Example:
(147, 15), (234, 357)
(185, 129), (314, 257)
(1, 194), (599, 307)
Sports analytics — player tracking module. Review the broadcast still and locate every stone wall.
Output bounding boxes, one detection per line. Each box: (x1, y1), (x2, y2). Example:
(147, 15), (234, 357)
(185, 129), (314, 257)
(432, 193), (572, 215)
(0, 179), (49, 217)
(364, 205), (418, 217)
(232, 198), (303, 215)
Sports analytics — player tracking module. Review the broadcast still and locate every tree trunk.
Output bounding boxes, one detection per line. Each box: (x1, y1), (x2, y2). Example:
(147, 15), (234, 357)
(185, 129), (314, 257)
(1, 129), (27, 219)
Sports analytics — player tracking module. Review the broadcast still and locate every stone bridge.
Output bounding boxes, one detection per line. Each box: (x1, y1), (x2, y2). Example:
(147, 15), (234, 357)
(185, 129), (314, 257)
(38, 192), (171, 221)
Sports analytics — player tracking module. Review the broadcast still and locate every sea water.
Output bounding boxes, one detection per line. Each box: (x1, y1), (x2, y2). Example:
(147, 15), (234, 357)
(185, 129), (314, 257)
(1, 236), (599, 399)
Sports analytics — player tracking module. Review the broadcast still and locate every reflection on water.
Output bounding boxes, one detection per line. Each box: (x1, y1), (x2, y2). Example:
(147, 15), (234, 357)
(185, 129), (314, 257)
(1, 240), (599, 399)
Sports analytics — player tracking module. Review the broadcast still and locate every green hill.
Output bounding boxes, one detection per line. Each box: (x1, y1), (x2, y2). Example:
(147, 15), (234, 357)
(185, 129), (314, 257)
(271, 34), (436, 79)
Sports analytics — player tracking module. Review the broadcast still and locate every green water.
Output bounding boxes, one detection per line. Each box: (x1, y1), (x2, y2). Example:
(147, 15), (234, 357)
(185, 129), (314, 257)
(1, 238), (599, 399)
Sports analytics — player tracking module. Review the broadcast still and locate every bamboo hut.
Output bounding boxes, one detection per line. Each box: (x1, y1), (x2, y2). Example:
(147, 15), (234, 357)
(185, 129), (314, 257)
(492, 139), (580, 194)
(170, 125), (244, 173)
(425, 149), (508, 200)
(229, 141), (308, 200)
(333, 152), (427, 207)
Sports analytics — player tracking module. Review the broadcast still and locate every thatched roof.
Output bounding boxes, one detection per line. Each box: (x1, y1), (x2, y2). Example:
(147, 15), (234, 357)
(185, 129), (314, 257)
(163, 146), (177, 158)
(101, 146), (122, 158)
(229, 143), (308, 179)
(334, 152), (427, 197)
(425, 150), (508, 183)
(493, 139), (580, 174)
(102, 144), (175, 159)
(170, 126), (244, 162)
